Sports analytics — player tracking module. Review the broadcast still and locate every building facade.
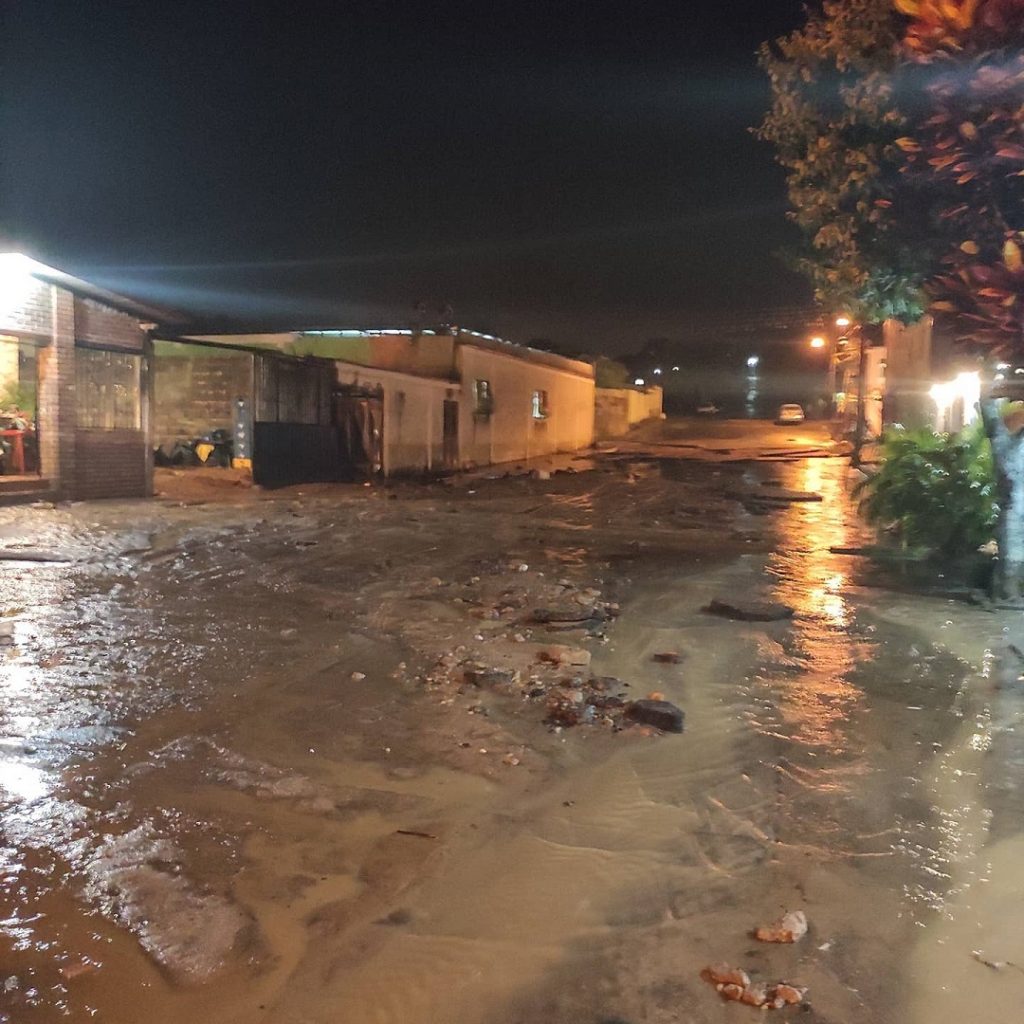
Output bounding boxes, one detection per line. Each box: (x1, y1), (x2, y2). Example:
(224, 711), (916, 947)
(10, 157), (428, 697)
(188, 328), (596, 477)
(0, 252), (159, 502)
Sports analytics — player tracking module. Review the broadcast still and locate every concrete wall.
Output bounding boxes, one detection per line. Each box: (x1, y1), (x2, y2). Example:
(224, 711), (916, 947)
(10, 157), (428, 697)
(335, 361), (453, 475)
(153, 343), (253, 446)
(456, 343), (594, 467)
(594, 386), (663, 438)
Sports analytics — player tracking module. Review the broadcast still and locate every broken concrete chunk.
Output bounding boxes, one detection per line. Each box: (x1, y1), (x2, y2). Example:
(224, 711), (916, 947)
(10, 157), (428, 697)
(533, 606), (600, 623)
(624, 699), (684, 733)
(702, 964), (750, 989)
(464, 666), (520, 688)
(755, 909), (807, 944)
(538, 645), (592, 668)
(704, 598), (794, 622)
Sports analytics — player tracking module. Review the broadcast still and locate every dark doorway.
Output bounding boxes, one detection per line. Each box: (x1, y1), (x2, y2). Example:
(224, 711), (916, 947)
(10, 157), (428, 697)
(443, 399), (459, 470)
(334, 388), (383, 478)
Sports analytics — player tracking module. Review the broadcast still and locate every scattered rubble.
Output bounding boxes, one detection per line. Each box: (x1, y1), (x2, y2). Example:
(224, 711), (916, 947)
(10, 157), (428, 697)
(704, 597), (794, 622)
(755, 909), (808, 944)
(701, 964), (807, 1010)
(538, 645), (592, 668)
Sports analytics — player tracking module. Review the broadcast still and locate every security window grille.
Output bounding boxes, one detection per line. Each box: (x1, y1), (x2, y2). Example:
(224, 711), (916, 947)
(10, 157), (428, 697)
(474, 379), (493, 416)
(76, 349), (141, 430)
(531, 389), (549, 419)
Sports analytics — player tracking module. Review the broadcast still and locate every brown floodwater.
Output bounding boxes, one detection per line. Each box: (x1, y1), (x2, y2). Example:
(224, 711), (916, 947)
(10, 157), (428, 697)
(1, 452), (1023, 1023)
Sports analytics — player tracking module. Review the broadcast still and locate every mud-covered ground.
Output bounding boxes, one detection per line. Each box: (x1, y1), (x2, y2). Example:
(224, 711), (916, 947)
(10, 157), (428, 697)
(2, 419), (1024, 1024)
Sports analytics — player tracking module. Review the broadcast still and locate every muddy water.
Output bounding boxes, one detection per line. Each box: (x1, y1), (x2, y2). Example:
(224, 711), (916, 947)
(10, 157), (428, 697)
(1, 457), (1023, 1023)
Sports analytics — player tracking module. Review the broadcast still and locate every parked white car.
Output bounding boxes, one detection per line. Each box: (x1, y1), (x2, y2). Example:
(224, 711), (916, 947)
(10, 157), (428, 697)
(776, 403), (805, 425)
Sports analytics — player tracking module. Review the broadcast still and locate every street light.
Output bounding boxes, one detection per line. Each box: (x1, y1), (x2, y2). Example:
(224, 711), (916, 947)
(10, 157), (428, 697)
(835, 316), (851, 328)
(810, 336), (826, 349)
(746, 355), (759, 369)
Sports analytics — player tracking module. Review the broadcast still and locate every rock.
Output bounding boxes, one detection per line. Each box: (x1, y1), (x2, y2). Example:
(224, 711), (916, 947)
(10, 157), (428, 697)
(280, 628), (298, 639)
(538, 645), (592, 668)
(465, 667), (520, 688)
(533, 606), (599, 624)
(625, 699), (684, 733)
(532, 469), (551, 480)
(652, 651), (682, 664)
(755, 909), (807, 943)
(350, 671), (367, 681)
(502, 753), (521, 766)
(704, 598), (794, 622)
(702, 964), (750, 989)
(772, 983), (806, 1006)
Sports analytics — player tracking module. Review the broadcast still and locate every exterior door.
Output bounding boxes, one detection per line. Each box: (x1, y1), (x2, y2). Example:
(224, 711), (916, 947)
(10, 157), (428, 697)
(443, 400), (459, 470)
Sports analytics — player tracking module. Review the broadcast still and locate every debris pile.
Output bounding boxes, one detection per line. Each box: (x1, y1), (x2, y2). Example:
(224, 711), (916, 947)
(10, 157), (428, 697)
(701, 964), (806, 1010)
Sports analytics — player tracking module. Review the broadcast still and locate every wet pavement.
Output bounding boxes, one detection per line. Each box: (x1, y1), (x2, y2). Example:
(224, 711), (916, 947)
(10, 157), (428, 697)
(2, 419), (1024, 1023)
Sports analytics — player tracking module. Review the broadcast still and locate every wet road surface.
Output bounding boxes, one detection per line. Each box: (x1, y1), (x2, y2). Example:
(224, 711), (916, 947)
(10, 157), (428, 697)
(2, 420), (1023, 1023)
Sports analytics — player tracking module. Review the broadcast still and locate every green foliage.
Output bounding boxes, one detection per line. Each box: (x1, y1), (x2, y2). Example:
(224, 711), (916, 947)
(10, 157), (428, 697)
(0, 379), (35, 417)
(897, 0), (1024, 355)
(594, 356), (632, 389)
(854, 425), (998, 555)
(756, 0), (945, 322)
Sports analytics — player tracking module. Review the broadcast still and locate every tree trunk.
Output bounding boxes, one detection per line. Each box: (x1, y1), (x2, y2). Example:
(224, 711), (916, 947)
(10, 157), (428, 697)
(980, 397), (1024, 602)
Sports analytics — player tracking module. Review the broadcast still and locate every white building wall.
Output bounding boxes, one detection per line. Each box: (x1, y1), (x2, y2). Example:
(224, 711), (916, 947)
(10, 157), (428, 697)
(456, 344), (595, 467)
(335, 362), (452, 475)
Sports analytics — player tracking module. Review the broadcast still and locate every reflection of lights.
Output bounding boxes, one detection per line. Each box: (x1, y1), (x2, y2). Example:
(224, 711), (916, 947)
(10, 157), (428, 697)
(634, 378), (645, 387)
(0, 760), (50, 803)
(747, 355), (759, 369)
(810, 336), (826, 349)
(1015, 368), (1024, 376)
(995, 372), (1006, 381)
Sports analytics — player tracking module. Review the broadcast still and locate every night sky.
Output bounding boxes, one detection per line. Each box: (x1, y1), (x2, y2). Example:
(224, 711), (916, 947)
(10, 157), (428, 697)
(3, 0), (811, 353)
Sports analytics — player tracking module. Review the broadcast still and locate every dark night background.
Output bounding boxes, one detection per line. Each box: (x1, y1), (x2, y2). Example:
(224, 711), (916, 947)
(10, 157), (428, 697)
(2, 0), (816, 370)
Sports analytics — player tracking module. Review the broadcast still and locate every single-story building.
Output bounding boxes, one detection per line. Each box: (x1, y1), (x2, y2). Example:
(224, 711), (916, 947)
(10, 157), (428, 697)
(182, 327), (596, 477)
(0, 250), (170, 502)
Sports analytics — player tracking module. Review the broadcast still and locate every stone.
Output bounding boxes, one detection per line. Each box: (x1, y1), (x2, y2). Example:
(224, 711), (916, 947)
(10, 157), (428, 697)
(704, 597), (794, 622)
(533, 606), (600, 623)
(755, 909), (808, 943)
(538, 645), (591, 668)
(652, 651), (682, 664)
(465, 667), (520, 688)
(625, 699), (684, 733)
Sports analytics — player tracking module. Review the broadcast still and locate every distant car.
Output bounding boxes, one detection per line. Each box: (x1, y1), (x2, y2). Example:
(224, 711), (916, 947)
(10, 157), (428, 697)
(696, 402), (720, 415)
(776, 403), (805, 425)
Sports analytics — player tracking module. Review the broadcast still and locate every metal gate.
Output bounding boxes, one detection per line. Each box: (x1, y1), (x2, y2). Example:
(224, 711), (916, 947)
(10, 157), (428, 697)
(252, 354), (343, 487)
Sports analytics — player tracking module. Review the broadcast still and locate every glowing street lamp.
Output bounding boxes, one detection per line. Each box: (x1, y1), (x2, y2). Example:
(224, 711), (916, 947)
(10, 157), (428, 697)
(746, 355), (759, 369)
(810, 336), (826, 349)
(835, 316), (851, 328)
(634, 377), (645, 387)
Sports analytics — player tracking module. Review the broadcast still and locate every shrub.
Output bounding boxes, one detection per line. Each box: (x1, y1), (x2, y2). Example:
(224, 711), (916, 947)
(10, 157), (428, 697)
(855, 425), (998, 556)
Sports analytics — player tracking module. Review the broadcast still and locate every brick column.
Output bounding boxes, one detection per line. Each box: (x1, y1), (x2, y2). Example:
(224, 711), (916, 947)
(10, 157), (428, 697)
(37, 285), (76, 497)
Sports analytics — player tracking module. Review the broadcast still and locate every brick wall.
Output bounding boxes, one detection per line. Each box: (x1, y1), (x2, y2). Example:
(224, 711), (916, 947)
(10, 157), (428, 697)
(0, 278), (53, 337)
(74, 429), (147, 499)
(153, 352), (253, 446)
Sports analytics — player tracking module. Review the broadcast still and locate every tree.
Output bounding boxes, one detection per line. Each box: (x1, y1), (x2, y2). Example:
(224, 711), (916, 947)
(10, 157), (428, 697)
(896, 0), (1024, 598)
(756, 0), (945, 322)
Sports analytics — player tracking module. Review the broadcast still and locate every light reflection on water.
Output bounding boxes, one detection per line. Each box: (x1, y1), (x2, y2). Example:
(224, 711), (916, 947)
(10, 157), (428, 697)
(762, 459), (870, 753)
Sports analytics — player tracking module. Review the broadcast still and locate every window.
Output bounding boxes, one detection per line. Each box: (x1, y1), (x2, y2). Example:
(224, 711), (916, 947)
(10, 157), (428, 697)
(473, 379), (493, 417)
(531, 389), (549, 419)
(76, 348), (141, 429)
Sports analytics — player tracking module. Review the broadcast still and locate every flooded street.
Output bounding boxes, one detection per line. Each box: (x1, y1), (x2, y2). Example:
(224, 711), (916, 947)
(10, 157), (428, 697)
(2, 420), (1024, 1023)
